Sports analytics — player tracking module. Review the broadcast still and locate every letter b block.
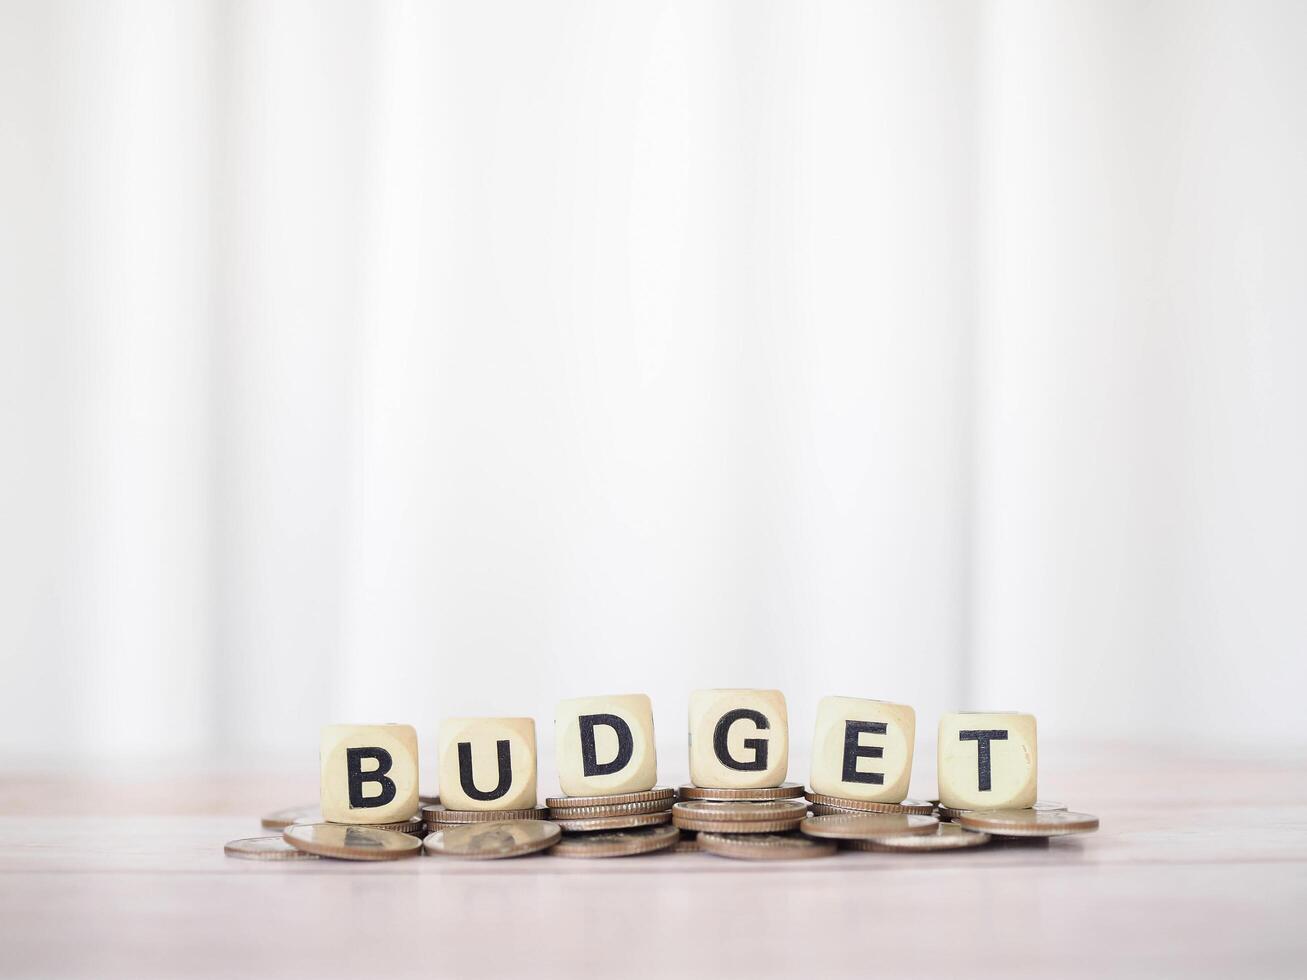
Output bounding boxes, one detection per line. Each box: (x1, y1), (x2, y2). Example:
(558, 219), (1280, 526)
(810, 696), (915, 803)
(688, 689), (788, 789)
(555, 693), (657, 797)
(938, 712), (1037, 810)
(320, 723), (419, 823)
(438, 717), (537, 811)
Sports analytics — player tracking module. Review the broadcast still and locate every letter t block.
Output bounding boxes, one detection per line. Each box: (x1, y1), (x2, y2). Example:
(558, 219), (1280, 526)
(320, 723), (419, 824)
(688, 689), (788, 789)
(938, 712), (1038, 810)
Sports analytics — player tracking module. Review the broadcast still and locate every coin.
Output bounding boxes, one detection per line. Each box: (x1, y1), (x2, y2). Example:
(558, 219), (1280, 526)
(672, 815), (805, 834)
(671, 800), (809, 823)
(549, 824), (680, 858)
(545, 786), (675, 809)
(423, 820), (561, 859)
(699, 831), (837, 861)
(422, 804), (549, 825)
(800, 813), (939, 841)
(956, 808), (1098, 837)
(224, 836), (321, 861)
(845, 823), (992, 852)
(316, 816), (425, 835)
(677, 782), (806, 802)
(804, 792), (935, 815)
(672, 831), (699, 853)
(260, 804), (322, 830)
(552, 810), (673, 832)
(938, 799), (1067, 821)
(546, 799), (673, 819)
(283, 823), (422, 860)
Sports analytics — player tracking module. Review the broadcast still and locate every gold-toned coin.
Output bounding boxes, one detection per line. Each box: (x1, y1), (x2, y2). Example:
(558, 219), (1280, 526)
(422, 804), (549, 825)
(677, 782), (805, 801)
(672, 816), (806, 834)
(699, 831), (837, 861)
(546, 799), (673, 819)
(545, 786), (675, 809)
(800, 813), (939, 841)
(260, 804), (322, 830)
(552, 810), (672, 832)
(804, 792), (935, 815)
(283, 823), (422, 861)
(224, 836), (321, 861)
(671, 800), (809, 823)
(672, 831), (699, 853)
(939, 799), (1067, 821)
(956, 808), (1098, 837)
(423, 820), (561, 859)
(549, 824), (680, 858)
(845, 823), (992, 852)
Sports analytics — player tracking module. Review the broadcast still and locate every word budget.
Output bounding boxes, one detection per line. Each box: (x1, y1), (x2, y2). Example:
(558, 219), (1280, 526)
(319, 690), (1038, 823)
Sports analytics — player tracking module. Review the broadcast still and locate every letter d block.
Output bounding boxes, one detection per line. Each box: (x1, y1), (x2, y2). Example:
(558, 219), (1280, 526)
(320, 723), (419, 824)
(688, 689), (788, 789)
(810, 696), (915, 803)
(938, 712), (1037, 811)
(555, 694), (657, 797)
(438, 717), (537, 811)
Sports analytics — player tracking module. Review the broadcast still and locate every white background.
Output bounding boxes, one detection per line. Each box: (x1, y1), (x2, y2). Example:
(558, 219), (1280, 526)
(1, 1), (1303, 768)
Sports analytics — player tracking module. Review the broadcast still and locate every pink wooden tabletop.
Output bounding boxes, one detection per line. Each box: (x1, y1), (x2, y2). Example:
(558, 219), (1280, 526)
(1, 747), (1303, 978)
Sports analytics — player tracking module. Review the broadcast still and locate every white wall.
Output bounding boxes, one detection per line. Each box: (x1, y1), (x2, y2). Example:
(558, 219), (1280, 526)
(0, 1), (1301, 764)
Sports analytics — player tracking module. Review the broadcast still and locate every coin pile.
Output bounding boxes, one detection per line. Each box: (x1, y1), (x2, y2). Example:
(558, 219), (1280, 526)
(545, 786), (679, 858)
(421, 801), (548, 833)
(790, 792), (1099, 853)
(229, 792), (1099, 862)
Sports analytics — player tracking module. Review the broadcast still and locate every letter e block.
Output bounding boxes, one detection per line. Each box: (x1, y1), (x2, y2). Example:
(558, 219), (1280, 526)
(937, 712), (1037, 810)
(438, 717), (537, 811)
(688, 689), (788, 789)
(320, 723), (419, 824)
(810, 696), (915, 803)
(555, 693), (657, 797)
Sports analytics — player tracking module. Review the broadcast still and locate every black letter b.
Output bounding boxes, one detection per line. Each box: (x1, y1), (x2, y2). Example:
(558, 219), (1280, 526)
(346, 747), (397, 809)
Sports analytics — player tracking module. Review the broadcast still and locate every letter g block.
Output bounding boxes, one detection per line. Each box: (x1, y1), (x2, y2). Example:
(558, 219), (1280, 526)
(555, 693), (657, 797)
(937, 711), (1037, 811)
(320, 723), (419, 823)
(688, 689), (788, 789)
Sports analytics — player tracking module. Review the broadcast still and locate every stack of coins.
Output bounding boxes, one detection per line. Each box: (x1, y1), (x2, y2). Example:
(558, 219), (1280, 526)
(673, 782), (806, 849)
(804, 790), (936, 818)
(545, 787), (679, 858)
(421, 801), (549, 835)
(264, 796), (441, 840)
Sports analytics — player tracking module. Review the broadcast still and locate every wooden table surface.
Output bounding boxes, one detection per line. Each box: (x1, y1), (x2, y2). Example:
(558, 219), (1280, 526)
(1, 747), (1303, 978)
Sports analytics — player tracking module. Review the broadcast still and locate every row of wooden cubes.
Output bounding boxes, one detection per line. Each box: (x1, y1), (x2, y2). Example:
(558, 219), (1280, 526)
(321, 690), (1037, 823)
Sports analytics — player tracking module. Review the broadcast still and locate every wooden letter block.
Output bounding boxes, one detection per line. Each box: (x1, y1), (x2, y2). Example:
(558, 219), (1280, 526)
(810, 696), (916, 803)
(555, 693), (657, 797)
(320, 723), (419, 824)
(938, 712), (1037, 810)
(438, 717), (537, 811)
(688, 689), (788, 789)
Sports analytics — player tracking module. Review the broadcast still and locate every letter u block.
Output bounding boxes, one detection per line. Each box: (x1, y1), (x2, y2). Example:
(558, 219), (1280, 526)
(688, 689), (788, 789)
(938, 712), (1037, 810)
(438, 717), (537, 811)
(555, 694), (657, 797)
(320, 723), (419, 824)
(810, 696), (915, 803)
